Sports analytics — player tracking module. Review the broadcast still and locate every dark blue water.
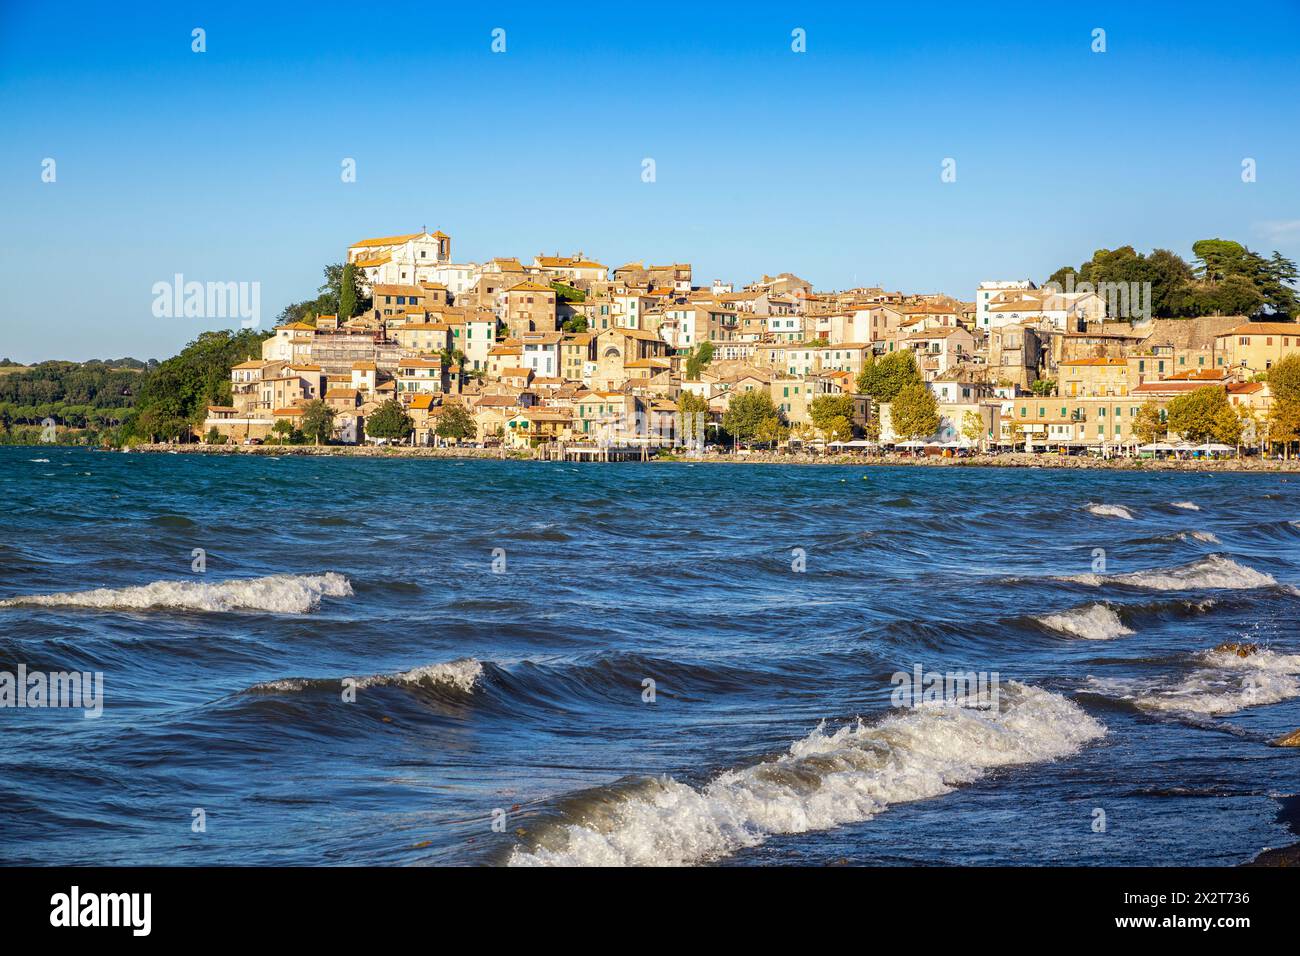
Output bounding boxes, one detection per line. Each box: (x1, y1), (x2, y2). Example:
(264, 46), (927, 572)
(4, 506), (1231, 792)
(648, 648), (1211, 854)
(2, 446), (1299, 866)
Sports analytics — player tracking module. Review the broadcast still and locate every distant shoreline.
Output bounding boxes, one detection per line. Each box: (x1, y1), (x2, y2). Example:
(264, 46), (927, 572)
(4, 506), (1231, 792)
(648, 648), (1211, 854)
(71, 443), (1300, 473)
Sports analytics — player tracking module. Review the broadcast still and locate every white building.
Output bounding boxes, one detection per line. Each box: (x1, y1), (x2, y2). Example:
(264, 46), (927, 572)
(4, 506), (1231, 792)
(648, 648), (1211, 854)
(348, 231), (453, 287)
(976, 280), (1036, 330)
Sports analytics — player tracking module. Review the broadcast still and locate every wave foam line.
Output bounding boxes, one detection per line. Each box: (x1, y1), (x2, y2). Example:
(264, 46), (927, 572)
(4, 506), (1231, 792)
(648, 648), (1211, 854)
(250, 658), (483, 695)
(0, 572), (353, 614)
(1086, 646), (1300, 716)
(1035, 603), (1133, 640)
(1060, 555), (1275, 591)
(1086, 502), (1133, 519)
(508, 682), (1104, 867)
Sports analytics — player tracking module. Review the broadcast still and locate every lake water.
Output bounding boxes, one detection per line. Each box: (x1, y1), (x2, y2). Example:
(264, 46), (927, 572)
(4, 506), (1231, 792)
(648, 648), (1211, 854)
(2, 447), (1299, 866)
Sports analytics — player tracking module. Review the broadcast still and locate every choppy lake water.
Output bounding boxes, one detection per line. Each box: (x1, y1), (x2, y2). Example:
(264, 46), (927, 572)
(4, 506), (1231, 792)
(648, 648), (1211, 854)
(2, 447), (1299, 866)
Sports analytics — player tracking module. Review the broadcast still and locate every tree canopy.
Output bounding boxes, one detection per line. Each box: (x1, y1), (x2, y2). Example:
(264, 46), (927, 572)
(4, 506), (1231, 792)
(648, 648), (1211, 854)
(277, 263), (372, 325)
(366, 399), (413, 441)
(1166, 385), (1240, 444)
(1047, 240), (1298, 319)
(722, 389), (781, 445)
(856, 350), (923, 404)
(434, 403), (475, 443)
(890, 383), (940, 440)
(300, 399), (335, 445)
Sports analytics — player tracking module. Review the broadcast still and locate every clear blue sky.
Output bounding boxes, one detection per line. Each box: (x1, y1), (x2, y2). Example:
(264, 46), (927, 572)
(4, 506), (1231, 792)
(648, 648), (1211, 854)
(2, 0), (1297, 362)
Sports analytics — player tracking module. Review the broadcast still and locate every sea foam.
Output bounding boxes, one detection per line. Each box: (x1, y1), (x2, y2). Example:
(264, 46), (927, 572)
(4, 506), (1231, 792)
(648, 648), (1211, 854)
(1171, 501), (1201, 511)
(1086, 647), (1300, 716)
(0, 572), (353, 614)
(251, 658), (483, 695)
(1061, 555), (1276, 591)
(1086, 503), (1133, 519)
(508, 682), (1104, 867)
(1035, 603), (1133, 640)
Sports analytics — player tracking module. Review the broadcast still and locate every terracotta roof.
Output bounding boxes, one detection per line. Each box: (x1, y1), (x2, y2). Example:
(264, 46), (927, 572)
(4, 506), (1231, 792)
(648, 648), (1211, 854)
(1218, 322), (1300, 336)
(350, 232), (423, 249)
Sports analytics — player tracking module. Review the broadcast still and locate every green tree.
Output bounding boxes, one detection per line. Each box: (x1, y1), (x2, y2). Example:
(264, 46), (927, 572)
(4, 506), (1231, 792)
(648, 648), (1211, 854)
(1212, 403), (1243, 446)
(1267, 353), (1300, 404)
(856, 350), (922, 404)
(754, 415), (790, 446)
(136, 406), (189, 443)
(128, 328), (269, 443)
(551, 282), (586, 303)
(561, 315), (589, 333)
(1166, 385), (1232, 444)
(339, 262), (358, 319)
(300, 399), (335, 446)
(438, 348), (468, 378)
(366, 399), (413, 443)
(434, 403), (476, 444)
(890, 383), (940, 441)
(271, 419), (294, 443)
(1268, 399), (1300, 457)
(1133, 401), (1166, 445)
(722, 389), (781, 446)
(809, 394), (855, 437)
(1030, 378), (1056, 396)
(677, 390), (710, 445)
(684, 341), (715, 380)
(960, 409), (985, 449)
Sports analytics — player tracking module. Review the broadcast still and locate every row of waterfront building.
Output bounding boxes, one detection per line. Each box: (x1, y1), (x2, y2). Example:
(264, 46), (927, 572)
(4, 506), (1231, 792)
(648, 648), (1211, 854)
(202, 229), (1299, 451)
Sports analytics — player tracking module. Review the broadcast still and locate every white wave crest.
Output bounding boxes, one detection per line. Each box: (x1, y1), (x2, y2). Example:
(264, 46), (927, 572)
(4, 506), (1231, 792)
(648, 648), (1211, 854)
(508, 682), (1105, 867)
(252, 658), (483, 695)
(358, 658), (483, 693)
(1086, 502), (1133, 520)
(1035, 603), (1133, 640)
(1061, 555), (1275, 591)
(1171, 501), (1200, 511)
(1085, 647), (1300, 716)
(0, 573), (353, 614)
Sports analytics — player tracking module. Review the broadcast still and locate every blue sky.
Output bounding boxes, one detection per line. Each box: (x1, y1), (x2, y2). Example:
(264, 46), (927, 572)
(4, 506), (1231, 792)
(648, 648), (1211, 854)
(2, 0), (1298, 362)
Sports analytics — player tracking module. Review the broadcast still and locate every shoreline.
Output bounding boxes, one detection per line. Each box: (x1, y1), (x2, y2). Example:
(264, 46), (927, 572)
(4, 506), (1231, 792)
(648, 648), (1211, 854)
(87, 443), (1300, 472)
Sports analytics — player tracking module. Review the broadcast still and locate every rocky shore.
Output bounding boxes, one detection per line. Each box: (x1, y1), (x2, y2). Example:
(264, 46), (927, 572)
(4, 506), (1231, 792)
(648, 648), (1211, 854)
(124, 443), (1300, 472)
(128, 443), (508, 459)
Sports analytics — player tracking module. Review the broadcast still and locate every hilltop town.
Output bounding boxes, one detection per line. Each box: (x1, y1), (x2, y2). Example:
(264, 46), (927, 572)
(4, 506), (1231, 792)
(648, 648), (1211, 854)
(199, 230), (1300, 458)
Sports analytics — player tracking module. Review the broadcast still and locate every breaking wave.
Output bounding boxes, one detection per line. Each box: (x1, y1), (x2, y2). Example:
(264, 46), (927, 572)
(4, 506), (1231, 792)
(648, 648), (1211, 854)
(1060, 555), (1276, 591)
(0, 573), (353, 614)
(508, 682), (1104, 867)
(1171, 501), (1201, 511)
(249, 658), (483, 695)
(1086, 503), (1133, 520)
(1085, 646), (1300, 716)
(1034, 603), (1133, 640)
